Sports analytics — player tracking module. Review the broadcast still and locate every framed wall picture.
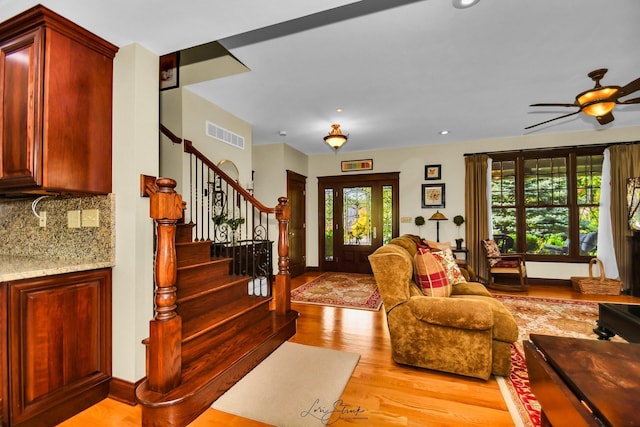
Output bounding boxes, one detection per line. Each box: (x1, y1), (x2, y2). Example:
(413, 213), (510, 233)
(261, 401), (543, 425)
(341, 159), (373, 172)
(422, 183), (445, 208)
(425, 164), (441, 180)
(160, 52), (180, 90)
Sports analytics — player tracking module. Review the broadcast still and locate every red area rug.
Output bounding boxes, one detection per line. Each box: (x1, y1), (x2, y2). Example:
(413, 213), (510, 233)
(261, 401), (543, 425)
(494, 295), (625, 427)
(291, 272), (383, 311)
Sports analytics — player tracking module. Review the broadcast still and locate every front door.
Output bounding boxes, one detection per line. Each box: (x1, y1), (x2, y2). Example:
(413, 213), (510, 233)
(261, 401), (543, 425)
(319, 172), (399, 273)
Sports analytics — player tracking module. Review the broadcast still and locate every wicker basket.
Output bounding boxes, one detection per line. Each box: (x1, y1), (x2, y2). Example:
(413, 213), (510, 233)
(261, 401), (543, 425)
(570, 258), (622, 295)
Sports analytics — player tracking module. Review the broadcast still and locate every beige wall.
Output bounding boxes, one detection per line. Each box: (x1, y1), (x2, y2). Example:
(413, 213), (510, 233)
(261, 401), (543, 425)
(111, 43), (159, 382)
(305, 125), (640, 279)
(163, 76), (640, 281)
(252, 143), (308, 206)
(252, 143), (308, 273)
(159, 54), (249, 196)
(160, 88), (184, 190)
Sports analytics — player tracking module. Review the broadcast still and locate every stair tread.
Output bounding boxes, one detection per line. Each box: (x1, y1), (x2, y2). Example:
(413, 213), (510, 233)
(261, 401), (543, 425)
(177, 275), (251, 303)
(181, 296), (272, 342)
(137, 310), (298, 404)
(177, 258), (230, 272)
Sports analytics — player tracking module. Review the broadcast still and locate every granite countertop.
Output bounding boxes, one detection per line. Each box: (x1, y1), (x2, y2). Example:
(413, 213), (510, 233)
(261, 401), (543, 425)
(0, 255), (113, 282)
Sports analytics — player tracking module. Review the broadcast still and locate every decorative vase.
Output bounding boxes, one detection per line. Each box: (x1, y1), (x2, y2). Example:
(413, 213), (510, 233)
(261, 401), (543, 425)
(455, 238), (463, 250)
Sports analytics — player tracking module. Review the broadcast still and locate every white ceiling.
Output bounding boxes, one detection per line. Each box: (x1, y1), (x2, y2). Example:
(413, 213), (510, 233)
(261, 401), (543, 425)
(2, 0), (640, 155)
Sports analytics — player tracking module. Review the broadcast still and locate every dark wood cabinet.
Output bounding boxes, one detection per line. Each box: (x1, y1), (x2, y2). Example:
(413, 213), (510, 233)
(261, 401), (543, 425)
(0, 268), (112, 426)
(0, 5), (118, 195)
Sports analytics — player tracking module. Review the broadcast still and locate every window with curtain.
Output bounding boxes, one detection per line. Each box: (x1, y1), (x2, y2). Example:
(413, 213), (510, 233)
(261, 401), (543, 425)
(490, 147), (604, 261)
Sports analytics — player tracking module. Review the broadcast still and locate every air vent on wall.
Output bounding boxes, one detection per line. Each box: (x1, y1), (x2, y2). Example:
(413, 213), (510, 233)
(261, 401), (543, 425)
(206, 120), (245, 149)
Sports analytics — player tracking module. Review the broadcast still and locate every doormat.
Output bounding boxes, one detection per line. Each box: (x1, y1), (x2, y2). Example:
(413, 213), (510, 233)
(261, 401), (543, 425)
(212, 342), (362, 426)
(290, 272), (383, 311)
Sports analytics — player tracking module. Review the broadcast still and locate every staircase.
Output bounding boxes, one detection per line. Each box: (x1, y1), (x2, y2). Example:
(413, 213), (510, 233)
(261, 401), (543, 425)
(135, 137), (298, 426)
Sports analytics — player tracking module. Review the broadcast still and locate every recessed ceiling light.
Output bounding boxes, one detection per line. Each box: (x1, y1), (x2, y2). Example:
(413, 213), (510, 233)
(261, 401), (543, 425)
(439, 130), (450, 135)
(336, 108), (343, 113)
(452, 0), (480, 9)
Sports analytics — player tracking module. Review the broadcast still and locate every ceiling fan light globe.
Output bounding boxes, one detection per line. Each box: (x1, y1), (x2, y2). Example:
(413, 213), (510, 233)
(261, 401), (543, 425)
(583, 102), (616, 117)
(577, 86), (619, 116)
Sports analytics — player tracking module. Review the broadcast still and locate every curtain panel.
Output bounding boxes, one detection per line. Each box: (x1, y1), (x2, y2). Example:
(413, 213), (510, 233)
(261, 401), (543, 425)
(464, 154), (490, 282)
(608, 143), (640, 291)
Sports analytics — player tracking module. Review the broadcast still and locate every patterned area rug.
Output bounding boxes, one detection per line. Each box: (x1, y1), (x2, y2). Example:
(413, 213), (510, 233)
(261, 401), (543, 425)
(494, 295), (625, 427)
(291, 272), (383, 311)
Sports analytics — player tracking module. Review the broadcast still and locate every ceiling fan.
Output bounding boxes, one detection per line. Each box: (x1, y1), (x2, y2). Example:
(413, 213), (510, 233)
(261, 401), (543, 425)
(525, 68), (640, 130)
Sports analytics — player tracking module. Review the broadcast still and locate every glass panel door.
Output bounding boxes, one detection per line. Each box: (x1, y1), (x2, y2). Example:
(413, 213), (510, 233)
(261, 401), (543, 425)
(343, 186), (372, 246)
(319, 173), (399, 273)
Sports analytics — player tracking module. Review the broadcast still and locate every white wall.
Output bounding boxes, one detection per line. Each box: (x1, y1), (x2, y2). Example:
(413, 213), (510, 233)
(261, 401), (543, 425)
(304, 125), (640, 280)
(112, 43), (158, 382)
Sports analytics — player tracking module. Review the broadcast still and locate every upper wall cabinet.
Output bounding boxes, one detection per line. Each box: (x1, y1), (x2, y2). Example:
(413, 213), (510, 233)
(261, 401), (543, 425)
(0, 5), (118, 195)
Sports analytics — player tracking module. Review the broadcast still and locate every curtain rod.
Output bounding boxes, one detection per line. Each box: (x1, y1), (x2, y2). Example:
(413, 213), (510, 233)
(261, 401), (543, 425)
(463, 140), (640, 157)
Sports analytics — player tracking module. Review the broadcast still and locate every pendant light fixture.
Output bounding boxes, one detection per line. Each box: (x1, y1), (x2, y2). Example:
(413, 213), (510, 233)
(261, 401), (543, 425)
(323, 123), (348, 151)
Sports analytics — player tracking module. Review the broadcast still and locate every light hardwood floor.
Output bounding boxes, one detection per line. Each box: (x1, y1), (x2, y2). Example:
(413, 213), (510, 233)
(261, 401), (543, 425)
(60, 272), (639, 426)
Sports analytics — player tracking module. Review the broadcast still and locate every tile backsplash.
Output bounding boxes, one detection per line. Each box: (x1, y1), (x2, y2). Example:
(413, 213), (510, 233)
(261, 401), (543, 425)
(0, 194), (115, 262)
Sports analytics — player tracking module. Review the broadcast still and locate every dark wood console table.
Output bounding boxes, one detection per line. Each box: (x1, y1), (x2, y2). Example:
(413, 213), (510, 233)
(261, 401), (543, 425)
(524, 334), (640, 427)
(594, 303), (640, 343)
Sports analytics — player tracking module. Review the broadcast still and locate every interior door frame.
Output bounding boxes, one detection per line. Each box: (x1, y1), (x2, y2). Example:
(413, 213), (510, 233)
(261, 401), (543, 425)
(318, 172), (399, 272)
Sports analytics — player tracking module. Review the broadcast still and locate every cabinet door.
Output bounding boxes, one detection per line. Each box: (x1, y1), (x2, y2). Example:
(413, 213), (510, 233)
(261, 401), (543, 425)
(0, 29), (44, 189)
(8, 269), (111, 426)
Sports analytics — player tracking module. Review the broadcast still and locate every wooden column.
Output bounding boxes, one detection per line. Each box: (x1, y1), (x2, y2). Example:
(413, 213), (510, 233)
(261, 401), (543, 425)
(273, 197), (291, 315)
(147, 178), (184, 393)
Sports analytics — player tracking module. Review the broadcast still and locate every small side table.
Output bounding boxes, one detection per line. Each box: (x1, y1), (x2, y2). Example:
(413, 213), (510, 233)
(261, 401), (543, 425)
(451, 247), (468, 260)
(451, 247), (469, 270)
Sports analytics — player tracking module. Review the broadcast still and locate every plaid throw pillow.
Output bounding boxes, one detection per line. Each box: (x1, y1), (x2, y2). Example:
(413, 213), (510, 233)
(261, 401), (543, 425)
(413, 246), (452, 297)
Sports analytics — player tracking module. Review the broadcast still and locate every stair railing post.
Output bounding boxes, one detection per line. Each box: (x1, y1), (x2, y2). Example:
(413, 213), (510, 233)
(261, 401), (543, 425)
(274, 197), (291, 315)
(148, 178), (184, 392)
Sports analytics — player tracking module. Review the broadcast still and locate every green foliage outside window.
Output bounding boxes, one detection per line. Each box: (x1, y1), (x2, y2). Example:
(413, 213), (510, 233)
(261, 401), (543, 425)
(491, 150), (603, 257)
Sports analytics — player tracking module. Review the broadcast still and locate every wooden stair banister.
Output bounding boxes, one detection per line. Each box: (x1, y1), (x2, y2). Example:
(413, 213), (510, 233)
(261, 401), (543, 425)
(143, 177), (185, 393)
(160, 127), (274, 212)
(181, 138), (291, 314)
(137, 128), (297, 426)
(274, 196), (291, 315)
(182, 139), (273, 212)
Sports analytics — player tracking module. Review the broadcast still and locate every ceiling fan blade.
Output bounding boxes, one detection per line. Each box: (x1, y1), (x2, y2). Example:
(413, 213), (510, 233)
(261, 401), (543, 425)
(618, 76), (640, 97)
(618, 96), (640, 104)
(596, 112), (615, 125)
(525, 110), (581, 130)
(530, 102), (577, 107)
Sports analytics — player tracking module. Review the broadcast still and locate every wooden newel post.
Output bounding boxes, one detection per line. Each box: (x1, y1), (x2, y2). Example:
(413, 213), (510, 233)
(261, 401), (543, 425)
(274, 197), (291, 315)
(148, 178), (184, 393)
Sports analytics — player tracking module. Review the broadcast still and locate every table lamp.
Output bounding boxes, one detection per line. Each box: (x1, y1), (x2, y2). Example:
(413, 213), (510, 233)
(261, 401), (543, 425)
(429, 211), (447, 242)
